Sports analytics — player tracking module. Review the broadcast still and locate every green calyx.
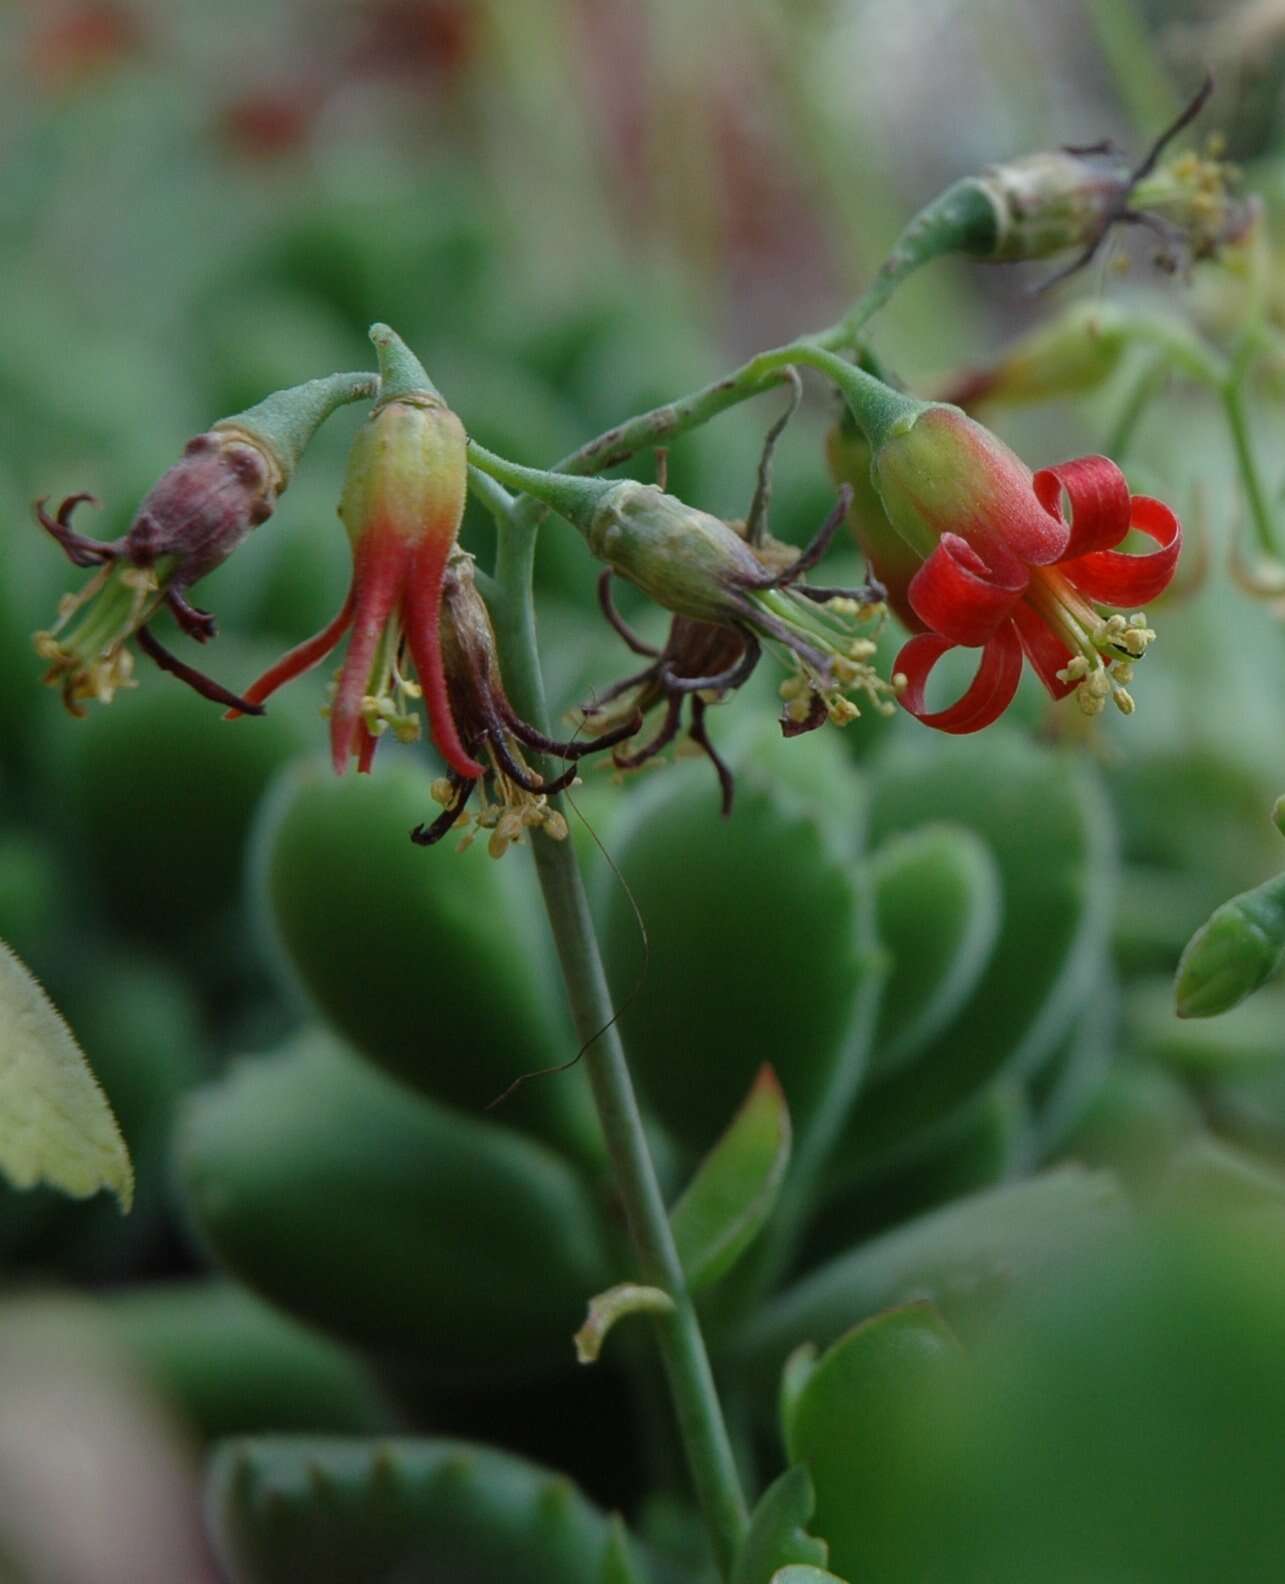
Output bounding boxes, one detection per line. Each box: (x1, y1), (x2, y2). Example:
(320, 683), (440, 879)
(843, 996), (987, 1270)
(793, 345), (927, 453)
(369, 323), (440, 408)
(214, 370), (378, 491)
(466, 442), (616, 532)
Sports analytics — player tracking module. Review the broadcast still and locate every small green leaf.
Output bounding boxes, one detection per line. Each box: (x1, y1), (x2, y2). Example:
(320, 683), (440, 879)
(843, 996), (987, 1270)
(866, 825), (1001, 1080)
(0, 940), (132, 1211)
(784, 1305), (963, 1582)
(732, 1464), (828, 1584)
(671, 1065), (792, 1291)
(573, 1284), (675, 1364)
(600, 1514), (647, 1584)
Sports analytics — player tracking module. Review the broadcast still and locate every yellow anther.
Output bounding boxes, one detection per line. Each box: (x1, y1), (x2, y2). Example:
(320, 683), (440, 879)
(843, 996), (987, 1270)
(1112, 687), (1136, 716)
(544, 811), (569, 842)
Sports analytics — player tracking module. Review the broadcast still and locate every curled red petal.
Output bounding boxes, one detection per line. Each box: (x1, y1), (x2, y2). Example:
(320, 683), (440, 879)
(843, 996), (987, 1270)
(1011, 601), (1076, 700)
(224, 586), (356, 721)
(403, 538), (484, 780)
(329, 529), (407, 775)
(1034, 455), (1132, 559)
(1060, 494), (1182, 607)
(907, 532), (1027, 646)
(895, 621), (1024, 734)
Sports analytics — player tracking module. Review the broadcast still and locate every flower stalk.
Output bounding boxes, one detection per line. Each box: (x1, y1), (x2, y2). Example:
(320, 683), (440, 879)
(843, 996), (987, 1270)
(480, 479), (750, 1579)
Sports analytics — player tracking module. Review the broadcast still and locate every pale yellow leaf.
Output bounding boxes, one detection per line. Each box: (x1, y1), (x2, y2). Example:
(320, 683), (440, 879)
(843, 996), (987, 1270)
(0, 941), (133, 1211)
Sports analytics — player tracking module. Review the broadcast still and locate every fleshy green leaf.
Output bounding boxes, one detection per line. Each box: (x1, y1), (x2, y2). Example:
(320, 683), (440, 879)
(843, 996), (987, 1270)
(866, 825), (1001, 1080)
(0, 940), (132, 1211)
(784, 1305), (964, 1583)
(732, 1464), (828, 1584)
(671, 1065), (792, 1291)
(743, 1167), (1126, 1376)
(47, 636), (316, 944)
(573, 1284), (675, 1364)
(598, 753), (880, 1157)
(1061, 1059), (1200, 1186)
(178, 1034), (610, 1379)
(254, 760), (598, 1162)
(102, 1280), (391, 1439)
(838, 732), (1112, 1176)
(813, 1085), (1028, 1265)
(1025, 973), (1117, 1159)
(872, 1218), (1285, 1581)
(778, 1344), (819, 1451)
(207, 1436), (635, 1584)
(1158, 1136), (1285, 1213)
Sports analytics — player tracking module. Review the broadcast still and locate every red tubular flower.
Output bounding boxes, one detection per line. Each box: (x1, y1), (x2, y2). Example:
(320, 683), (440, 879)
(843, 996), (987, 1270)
(230, 391), (483, 780)
(871, 407), (1181, 733)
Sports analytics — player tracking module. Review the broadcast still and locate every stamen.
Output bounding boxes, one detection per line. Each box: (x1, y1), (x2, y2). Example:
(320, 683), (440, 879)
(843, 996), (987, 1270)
(1031, 569), (1161, 719)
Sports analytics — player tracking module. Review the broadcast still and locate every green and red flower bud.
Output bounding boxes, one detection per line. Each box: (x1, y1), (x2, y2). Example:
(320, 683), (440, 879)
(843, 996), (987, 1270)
(33, 369), (374, 717)
(232, 327), (480, 781)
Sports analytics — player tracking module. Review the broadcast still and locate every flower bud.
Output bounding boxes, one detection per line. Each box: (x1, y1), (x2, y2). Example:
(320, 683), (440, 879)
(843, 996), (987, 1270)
(126, 428), (279, 577)
(33, 369), (375, 716)
(585, 481), (767, 623)
(937, 301), (1131, 411)
(1175, 872), (1285, 1018)
(974, 149), (1133, 263)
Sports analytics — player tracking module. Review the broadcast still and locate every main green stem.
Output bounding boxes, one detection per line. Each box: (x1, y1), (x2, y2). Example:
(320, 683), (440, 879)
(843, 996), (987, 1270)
(489, 498), (749, 1578)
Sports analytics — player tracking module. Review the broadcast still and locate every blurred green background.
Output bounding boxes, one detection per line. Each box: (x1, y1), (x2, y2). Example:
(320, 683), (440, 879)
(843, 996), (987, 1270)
(5, 2), (1285, 1581)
